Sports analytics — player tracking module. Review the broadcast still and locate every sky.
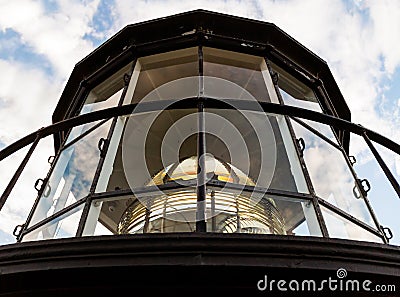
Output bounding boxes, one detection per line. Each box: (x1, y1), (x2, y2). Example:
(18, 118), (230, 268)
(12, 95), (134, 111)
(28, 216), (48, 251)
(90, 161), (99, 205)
(0, 0), (399, 244)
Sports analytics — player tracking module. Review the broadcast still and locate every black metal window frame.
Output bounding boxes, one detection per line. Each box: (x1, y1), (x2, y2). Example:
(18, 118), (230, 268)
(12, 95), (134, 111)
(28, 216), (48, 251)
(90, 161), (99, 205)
(0, 36), (398, 243)
(265, 57), (329, 237)
(4, 98), (393, 243)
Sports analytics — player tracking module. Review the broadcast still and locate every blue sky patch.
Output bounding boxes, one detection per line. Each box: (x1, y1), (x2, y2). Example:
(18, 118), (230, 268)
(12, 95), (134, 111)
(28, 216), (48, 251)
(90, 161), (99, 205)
(382, 68), (400, 103)
(343, 0), (370, 26)
(0, 229), (16, 244)
(0, 29), (54, 76)
(42, 0), (59, 13)
(375, 67), (400, 124)
(84, 0), (116, 46)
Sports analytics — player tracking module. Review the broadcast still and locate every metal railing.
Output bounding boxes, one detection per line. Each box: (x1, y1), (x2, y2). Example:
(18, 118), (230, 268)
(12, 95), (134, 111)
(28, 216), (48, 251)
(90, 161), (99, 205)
(0, 98), (399, 241)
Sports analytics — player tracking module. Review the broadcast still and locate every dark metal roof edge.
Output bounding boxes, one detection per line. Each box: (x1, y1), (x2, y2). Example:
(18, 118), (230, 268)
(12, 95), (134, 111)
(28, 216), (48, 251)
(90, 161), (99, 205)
(52, 9), (350, 137)
(76, 9), (326, 69)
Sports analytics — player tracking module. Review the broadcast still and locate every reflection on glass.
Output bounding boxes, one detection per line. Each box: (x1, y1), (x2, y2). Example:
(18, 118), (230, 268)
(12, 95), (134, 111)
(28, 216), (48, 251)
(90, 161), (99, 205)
(83, 186), (321, 236)
(293, 118), (338, 143)
(118, 189), (287, 234)
(81, 88), (123, 115)
(203, 47), (275, 102)
(99, 109), (198, 192)
(270, 61), (321, 111)
(321, 206), (382, 243)
(290, 120), (376, 227)
(205, 109), (308, 193)
(149, 155), (255, 186)
(204, 188), (321, 236)
(68, 63), (129, 146)
(97, 110), (309, 194)
(0, 136), (54, 245)
(23, 204), (84, 241)
(279, 88), (321, 112)
(64, 119), (109, 147)
(374, 141), (400, 184)
(29, 120), (112, 227)
(83, 150), (321, 237)
(65, 88), (122, 146)
(350, 135), (400, 245)
(119, 188), (198, 234)
(125, 47), (279, 105)
(128, 48), (198, 104)
(274, 115), (310, 193)
(80, 63), (131, 115)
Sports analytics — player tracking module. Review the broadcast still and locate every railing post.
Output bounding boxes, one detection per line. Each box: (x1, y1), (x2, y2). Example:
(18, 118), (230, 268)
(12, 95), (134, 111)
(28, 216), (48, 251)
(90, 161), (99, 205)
(0, 129), (43, 212)
(363, 131), (400, 199)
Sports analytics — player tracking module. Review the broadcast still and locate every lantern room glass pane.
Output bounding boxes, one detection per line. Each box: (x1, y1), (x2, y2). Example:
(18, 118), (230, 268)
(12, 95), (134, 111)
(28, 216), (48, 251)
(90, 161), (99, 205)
(204, 109), (308, 193)
(350, 134), (400, 245)
(205, 187), (321, 236)
(269, 61), (322, 112)
(23, 203), (84, 242)
(0, 135), (54, 245)
(66, 69), (125, 146)
(96, 109), (198, 193)
(292, 117), (338, 144)
(128, 48), (199, 104)
(82, 189), (321, 236)
(28, 120), (112, 227)
(64, 119), (110, 147)
(80, 63), (131, 115)
(69, 62), (129, 146)
(203, 47), (276, 103)
(321, 206), (382, 243)
(290, 119), (376, 227)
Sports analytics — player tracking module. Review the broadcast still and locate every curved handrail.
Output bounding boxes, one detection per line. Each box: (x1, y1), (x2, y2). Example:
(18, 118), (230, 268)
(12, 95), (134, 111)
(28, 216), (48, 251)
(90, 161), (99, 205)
(1, 98), (400, 162)
(0, 97), (399, 213)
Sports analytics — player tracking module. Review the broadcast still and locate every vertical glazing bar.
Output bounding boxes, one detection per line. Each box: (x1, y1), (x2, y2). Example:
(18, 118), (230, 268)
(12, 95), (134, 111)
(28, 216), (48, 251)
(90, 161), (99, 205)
(89, 71), (133, 194)
(363, 131), (400, 199)
(75, 197), (92, 237)
(291, 117), (384, 237)
(0, 131), (42, 212)
(196, 101), (207, 232)
(235, 200), (241, 233)
(76, 63), (136, 237)
(143, 198), (152, 233)
(196, 45), (207, 232)
(338, 139), (384, 236)
(211, 190), (216, 232)
(162, 198), (167, 232)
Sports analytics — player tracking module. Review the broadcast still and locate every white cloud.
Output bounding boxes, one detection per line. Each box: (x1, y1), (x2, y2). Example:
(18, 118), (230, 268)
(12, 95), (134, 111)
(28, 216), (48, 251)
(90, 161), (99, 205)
(0, 59), (59, 245)
(0, 0), (102, 244)
(111, 0), (400, 138)
(0, 0), (99, 78)
(0, 59), (61, 143)
(113, 0), (262, 29)
(0, 135), (54, 245)
(365, 0), (400, 75)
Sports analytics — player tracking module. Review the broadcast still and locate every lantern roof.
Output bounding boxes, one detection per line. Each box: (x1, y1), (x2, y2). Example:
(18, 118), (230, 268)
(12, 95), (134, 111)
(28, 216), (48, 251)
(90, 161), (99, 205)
(53, 9), (350, 127)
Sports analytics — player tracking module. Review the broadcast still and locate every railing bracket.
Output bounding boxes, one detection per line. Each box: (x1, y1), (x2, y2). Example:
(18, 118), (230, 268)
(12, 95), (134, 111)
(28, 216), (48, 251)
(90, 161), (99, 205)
(12, 223), (25, 239)
(380, 225), (393, 242)
(296, 138), (305, 157)
(349, 155), (356, 166)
